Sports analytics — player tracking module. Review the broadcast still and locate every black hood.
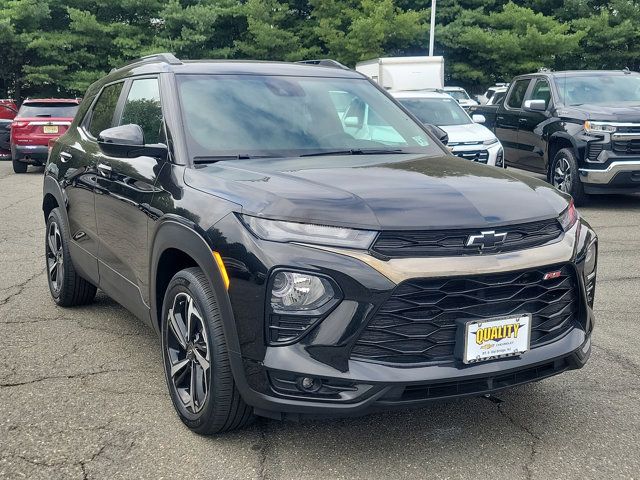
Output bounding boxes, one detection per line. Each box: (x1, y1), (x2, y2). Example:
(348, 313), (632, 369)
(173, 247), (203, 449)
(184, 154), (569, 230)
(560, 103), (640, 122)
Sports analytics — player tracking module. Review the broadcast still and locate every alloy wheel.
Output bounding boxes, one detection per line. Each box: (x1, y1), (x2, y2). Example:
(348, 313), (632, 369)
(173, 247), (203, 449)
(166, 292), (211, 414)
(553, 157), (572, 193)
(46, 221), (64, 294)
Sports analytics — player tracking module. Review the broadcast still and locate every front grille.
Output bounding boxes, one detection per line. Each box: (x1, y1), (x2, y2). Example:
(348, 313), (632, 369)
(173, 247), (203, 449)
(454, 149), (489, 164)
(350, 265), (579, 365)
(616, 125), (640, 134)
(371, 218), (563, 258)
(612, 139), (640, 154)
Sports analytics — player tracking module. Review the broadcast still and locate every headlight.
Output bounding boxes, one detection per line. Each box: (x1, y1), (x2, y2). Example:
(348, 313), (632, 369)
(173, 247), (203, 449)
(584, 241), (597, 276)
(271, 271), (334, 311)
(559, 199), (578, 231)
(483, 137), (499, 145)
(584, 121), (616, 134)
(241, 214), (377, 249)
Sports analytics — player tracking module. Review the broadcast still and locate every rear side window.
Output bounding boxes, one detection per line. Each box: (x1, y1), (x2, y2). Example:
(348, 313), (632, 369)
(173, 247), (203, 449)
(120, 78), (163, 144)
(88, 83), (124, 137)
(18, 102), (79, 118)
(506, 79), (531, 109)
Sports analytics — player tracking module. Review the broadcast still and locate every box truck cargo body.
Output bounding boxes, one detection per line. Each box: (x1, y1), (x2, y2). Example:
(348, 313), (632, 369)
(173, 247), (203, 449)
(356, 56), (445, 91)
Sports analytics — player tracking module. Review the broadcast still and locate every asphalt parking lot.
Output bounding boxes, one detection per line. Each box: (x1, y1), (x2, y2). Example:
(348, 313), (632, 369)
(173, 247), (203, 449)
(0, 162), (638, 480)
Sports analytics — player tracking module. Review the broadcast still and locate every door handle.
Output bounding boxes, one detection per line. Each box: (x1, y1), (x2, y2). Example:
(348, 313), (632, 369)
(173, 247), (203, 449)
(60, 151), (72, 163)
(519, 118), (527, 123)
(97, 163), (112, 178)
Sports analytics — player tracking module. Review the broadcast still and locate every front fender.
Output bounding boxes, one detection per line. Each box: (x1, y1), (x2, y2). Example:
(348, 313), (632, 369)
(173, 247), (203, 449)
(148, 217), (242, 357)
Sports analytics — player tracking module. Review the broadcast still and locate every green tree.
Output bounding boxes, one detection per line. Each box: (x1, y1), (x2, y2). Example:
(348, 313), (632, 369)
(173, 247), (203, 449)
(439, 2), (584, 87)
(311, 0), (429, 66)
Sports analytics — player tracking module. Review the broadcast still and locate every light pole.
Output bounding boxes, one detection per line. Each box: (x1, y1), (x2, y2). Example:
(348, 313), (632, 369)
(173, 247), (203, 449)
(429, 0), (436, 56)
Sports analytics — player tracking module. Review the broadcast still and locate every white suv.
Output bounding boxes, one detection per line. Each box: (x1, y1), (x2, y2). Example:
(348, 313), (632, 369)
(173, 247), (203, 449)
(391, 90), (505, 167)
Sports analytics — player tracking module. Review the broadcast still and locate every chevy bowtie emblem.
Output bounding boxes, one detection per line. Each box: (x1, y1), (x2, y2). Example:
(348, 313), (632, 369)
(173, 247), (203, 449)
(466, 230), (507, 249)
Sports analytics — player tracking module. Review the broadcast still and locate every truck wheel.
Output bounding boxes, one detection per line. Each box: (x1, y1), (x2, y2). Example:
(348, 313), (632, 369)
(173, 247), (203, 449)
(12, 157), (27, 173)
(46, 208), (97, 306)
(551, 148), (587, 205)
(162, 267), (254, 434)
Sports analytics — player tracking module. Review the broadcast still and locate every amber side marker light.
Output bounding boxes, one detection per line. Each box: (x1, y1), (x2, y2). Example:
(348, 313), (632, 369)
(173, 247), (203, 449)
(213, 251), (230, 290)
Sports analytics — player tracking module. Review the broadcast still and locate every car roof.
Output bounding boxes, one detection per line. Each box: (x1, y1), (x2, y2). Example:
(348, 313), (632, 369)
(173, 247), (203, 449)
(517, 70), (639, 79)
(105, 58), (365, 82)
(443, 86), (465, 91)
(22, 98), (80, 104)
(389, 90), (452, 99)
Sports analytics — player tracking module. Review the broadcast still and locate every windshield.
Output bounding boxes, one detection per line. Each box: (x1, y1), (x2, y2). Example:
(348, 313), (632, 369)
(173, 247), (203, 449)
(446, 90), (470, 101)
(554, 74), (640, 106)
(397, 97), (471, 126)
(17, 102), (79, 118)
(176, 74), (441, 159)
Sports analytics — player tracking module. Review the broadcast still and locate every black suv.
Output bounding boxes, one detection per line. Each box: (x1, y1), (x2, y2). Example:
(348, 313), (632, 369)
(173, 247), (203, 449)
(470, 70), (640, 204)
(44, 54), (598, 434)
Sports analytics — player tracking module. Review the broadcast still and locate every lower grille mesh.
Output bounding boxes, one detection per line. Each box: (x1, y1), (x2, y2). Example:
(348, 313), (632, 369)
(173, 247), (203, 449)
(351, 265), (579, 364)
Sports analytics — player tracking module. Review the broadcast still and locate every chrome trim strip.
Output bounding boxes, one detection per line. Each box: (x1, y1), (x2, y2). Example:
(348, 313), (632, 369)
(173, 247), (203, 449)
(579, 160), (640, 184)
(611, 133), (640, 141)
(298, 223), (578, 285)
(27, 121), (71, 126)
(587, 121), (640, 128)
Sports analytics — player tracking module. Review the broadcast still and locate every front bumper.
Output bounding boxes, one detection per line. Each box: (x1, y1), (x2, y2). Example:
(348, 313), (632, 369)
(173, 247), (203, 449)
(212, 216), (596, 419)
(11, 144), (48, 163)
(579, 160), (640, 192)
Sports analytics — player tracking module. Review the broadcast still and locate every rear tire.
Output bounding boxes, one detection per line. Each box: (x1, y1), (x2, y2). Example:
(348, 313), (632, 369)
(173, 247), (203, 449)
(45, 208), (97, 306)
(162, 267), (254, 435)
(12, 157), (27, 173)
(551, 148), (587, 205)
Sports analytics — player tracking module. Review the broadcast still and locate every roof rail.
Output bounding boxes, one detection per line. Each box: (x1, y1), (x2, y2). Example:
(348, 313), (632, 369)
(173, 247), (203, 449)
(110, 53), (182, 74)
(296, 59), (350, 70)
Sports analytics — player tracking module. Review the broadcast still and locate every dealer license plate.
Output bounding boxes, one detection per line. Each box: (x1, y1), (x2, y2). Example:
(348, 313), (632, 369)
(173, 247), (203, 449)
(463, 314), (531, 364)
(43, 125), (58, 134)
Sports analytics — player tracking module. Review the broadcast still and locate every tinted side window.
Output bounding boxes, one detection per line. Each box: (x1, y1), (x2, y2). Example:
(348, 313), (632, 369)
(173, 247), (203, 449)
(507, 79), (531, 109)
(120, 78), (163, 144)
(529, 79), (551, 108)
(88, 83), (124, 137)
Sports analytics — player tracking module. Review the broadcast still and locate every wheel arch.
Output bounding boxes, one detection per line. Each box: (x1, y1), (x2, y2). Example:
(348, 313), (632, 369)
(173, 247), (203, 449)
(547, 133), (578, 181)
(149, 218), (240, 354)
(42, 175), (67, 222)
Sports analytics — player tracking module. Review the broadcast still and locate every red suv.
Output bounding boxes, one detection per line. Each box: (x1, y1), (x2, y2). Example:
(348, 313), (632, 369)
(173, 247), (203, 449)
(0, 99), (17, 160)
(11, 98), (80, 173)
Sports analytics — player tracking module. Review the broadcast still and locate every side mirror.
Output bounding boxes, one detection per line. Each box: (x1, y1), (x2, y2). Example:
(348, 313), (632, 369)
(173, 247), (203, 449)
(343, 116), (362, 129)
(472, 114), (486, 124)
(98, 124), (167, 159)
(524, 99), (547, 112)
(424, 123), (449, 145)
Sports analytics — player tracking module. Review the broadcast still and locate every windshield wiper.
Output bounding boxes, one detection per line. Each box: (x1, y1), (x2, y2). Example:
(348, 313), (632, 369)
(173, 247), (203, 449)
(193, 154), (273, 164)
(300, 148), (407, 157)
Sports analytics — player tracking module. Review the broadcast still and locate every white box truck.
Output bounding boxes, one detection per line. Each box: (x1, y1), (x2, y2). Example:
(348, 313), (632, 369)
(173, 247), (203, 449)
(355, 56), (444, 91)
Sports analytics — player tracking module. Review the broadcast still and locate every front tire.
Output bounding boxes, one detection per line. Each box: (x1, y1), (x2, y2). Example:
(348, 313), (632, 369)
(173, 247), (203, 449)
(161, 267), (254, 435)
(45, 208), (97, 306)
(551, 148), (587, 205)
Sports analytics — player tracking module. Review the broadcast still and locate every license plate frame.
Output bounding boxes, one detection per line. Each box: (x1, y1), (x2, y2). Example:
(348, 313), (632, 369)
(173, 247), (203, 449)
(43, 125), (58, 134)
(461, 314), (532, 364)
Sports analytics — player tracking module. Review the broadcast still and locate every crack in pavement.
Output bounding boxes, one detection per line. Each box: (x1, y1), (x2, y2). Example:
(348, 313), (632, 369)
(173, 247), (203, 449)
(488, 397), (539, 480)
(255, 420), (271, 480)
(0, 265), (47, 306)
(593, 344), (640, 378)
(0, 367), (156, 389)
